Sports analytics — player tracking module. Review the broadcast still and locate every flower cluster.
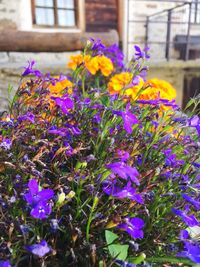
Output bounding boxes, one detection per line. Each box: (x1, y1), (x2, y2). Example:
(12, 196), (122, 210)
(0, 39), (199, 267)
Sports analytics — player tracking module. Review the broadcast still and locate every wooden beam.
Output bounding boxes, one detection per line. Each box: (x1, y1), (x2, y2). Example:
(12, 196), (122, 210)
(0, 30), (119, 52)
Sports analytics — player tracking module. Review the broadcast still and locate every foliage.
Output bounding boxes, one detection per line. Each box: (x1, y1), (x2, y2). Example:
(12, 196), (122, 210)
(0, 40), (199, 267)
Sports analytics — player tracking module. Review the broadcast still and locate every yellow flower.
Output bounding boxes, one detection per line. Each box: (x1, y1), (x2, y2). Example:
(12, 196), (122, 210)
(85, 56), (99, 75)
(49, 77), (73, 96)
(67, 54), (84, 70)
(85, 55), (114, 76)
(108, 72), (144, 97)
(98, 55), (114, 76)
(125, 77), (145, 99)
(68, 53), (113, 76)
(108, 72), (132, 94)
(144, 79), (176, 100)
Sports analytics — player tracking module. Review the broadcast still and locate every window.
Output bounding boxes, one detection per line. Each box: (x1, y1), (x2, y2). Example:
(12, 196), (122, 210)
(32, 0), (78, 28)
(191, 0), (200, 24)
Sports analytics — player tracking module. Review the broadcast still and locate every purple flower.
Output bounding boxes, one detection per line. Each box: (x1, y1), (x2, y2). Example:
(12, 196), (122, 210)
(134, 45), (150, 60)
(186, 116), (200, 137)
(106, 162), (139, 185)
(63, 141), (74, 156)
(118, 217), (144, 239)
(180, 229), (189, 240)
(0, 138), (12, 150)
(50, 219), (59, 231)
(24, 179), (54, 205)
(90, 38), (105, 51)
(20, 224), (30, 235)
(30, 201), (52, 219)
(48, 126), (69, 137)
(90, 39), (124, 68)
(104, 44), (124, 68)
(52, 96), (74, 114)
(114, 104), (138, 134)
(194, 162), (200, 169)
(0, 261), (12, 267)
(26, 240), (50, 257)
(24, 179), (54, 219)
(18, 112), (35, 124)
(22, 60), (42, 77)
(182, 194), (200, 210)
(103, 181), (144, 204)
(177, 241), (200, 263)
(162, 150), (184, 168)
(93, 113), (101, 124)
(117, 150), (130, 162)
(122, 111), (138, 134)
(137, 98), (177, 109)
(65, 124), (81, 135)
(172, 208), (200, 227)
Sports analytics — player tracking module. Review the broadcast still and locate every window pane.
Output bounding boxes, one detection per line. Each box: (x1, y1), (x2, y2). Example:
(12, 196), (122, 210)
(35, 7), (55, 25)
(197, 3), (200, 23)
(36, 0), (53, 7)
(57, 0), (75, 9)
(58, 9), (75, 26)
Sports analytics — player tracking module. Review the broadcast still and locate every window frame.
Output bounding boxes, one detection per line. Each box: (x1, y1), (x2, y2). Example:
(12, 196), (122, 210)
(31, 0), (84, 30)
(191, 0), (200, 24)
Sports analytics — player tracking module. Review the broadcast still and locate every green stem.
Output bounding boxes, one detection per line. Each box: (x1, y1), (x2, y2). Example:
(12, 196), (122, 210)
(86, 195), (99, 242)
(146, 256), (193, 266)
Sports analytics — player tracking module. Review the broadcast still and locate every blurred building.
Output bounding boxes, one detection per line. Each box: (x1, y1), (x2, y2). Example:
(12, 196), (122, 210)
(0, 0), (200, 109)
(124, 0), (200, 107)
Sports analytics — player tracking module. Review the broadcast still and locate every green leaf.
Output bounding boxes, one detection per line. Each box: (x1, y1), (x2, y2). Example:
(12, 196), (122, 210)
(101, 170), (111, 182)
(129, 253), (146, 264)
(105, 230), (118, 244)
(108, 244), (129, 261)
(105, 231), (129, 261)
(145, 256), (194, 266)
(75, 161), (87, 170)
(100, 96), (110, 107)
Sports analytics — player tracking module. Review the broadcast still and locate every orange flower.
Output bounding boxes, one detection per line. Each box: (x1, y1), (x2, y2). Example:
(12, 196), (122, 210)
(18, 77), (73, 115)
(108, 72), (144, 96)
(85, 55), (114, 76)
(49, 77), (73, 96)
(84, 56), (99, 75)
(67, 54), (84, 70)
(68, 53), (113, 77)
(125, 77), (145, 99)
(98, 55), (114, 76)
(144, 79), (176, 101)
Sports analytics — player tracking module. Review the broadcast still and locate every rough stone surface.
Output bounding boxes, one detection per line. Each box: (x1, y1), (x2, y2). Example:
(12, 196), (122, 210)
(0, 62), (71, 111)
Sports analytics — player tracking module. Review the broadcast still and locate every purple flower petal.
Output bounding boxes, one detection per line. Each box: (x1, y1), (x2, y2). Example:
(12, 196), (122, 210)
(52, 96), (74, 114)
(172, 208), (200, 227)
(30, 202), (52, 220)
(0, 260), (12, 267)
(26, 240), (50, 257)
(118, 217), (144, 239)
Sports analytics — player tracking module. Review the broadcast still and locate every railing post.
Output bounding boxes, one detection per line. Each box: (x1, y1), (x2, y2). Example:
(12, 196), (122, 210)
(165, 9), (172, 61)
(185, 2), (192, 61)
(145, 16), (149, 48)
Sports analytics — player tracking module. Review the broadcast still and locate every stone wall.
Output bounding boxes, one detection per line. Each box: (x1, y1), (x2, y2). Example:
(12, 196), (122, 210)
(0, 52), (79, 111)
(0, 0), (32, 31)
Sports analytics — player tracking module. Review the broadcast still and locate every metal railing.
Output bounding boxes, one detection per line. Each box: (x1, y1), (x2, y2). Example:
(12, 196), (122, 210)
(145, 2), (192, 61)
(126, 0), (200, 61)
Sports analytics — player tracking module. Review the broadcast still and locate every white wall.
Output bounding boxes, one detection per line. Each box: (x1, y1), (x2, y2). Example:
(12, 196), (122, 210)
(0, 0), (83, 32)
